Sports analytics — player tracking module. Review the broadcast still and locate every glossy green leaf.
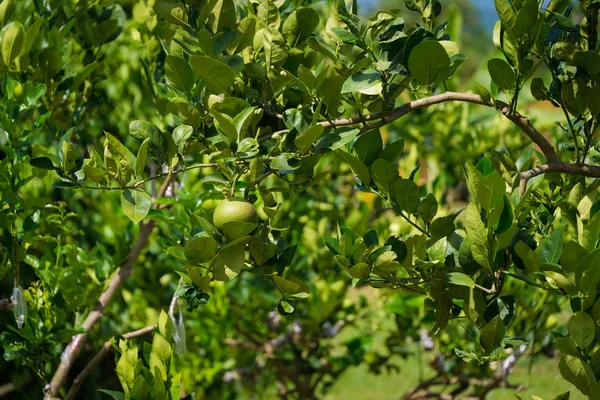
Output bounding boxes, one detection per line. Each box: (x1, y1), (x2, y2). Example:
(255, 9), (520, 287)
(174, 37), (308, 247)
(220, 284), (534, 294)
(559, 355), (596, 395)
(371, 158), (399, 198)
(568, 312), (595, 349)
(165, 55), (194, 91)
(190, 55), (236, 92)
(394, 179), (420, 214)
(487, 58), (515, 91)
(184, 235), (219, 264)
(2, 25), (24, 65)
(408, 40), (451, 86)
(120, 189), (152, 224)
(480, 315), (505, 352)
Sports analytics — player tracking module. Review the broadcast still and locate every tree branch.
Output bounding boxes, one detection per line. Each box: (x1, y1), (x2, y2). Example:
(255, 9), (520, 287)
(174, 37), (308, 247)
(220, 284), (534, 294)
(44, 174), (175, 400)
(63, 324), (156, 400)
(264, 92), (560, 163)
(519, 161), (600, 195)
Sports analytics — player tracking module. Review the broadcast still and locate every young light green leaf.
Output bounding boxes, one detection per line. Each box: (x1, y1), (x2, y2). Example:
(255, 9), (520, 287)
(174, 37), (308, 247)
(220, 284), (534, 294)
(444, 272), (475, 288)
(2, 25), (24, 65)
(120, 189), (152, 224)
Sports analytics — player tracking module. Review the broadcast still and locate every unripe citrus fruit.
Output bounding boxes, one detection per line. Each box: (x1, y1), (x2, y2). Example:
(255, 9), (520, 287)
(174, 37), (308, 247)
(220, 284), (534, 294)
(213, 197), (258, 240)
(13, 84), (25, 101)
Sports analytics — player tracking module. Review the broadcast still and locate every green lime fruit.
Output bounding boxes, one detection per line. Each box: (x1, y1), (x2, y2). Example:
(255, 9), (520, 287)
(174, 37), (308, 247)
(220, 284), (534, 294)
(13, 84), (25, 101)
(213, 197), (258, 240)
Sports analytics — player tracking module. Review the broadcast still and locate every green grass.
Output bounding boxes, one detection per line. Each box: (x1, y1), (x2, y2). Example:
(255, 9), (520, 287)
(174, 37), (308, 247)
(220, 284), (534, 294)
(324, 356), (582, 400)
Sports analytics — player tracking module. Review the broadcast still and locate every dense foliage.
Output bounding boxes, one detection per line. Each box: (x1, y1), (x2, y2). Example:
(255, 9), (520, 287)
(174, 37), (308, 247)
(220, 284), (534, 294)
(1, 0), (600, 399)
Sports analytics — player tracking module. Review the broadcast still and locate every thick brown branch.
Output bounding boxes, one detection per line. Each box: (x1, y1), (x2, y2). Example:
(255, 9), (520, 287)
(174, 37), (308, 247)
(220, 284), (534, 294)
(64, 325), (156, 400)
(45, 174), (175, 399)
(519, 161), (600, 195)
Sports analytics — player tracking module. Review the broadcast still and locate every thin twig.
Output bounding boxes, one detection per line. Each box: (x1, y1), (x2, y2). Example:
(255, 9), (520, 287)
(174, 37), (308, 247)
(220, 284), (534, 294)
(64, 325), (156, 400)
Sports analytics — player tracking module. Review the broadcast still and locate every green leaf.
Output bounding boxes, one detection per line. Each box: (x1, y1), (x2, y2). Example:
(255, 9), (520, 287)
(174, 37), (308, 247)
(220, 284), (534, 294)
(233, 107), (256, 139)
(261, 27), (288, 69)
(494, 0), (517, 29)
(568, 312), (595, 349)
(30, 157), (55, 170)
(408, 40), (451, 86)
(559, 355), (596, 395)
(120, 189), (152, 224)
(380, 139), (404, 163)
(342, 69), (382, 95)
(394, 179), (420, 214)
(417, 193), (438, 224)
(314, 127), (359, 154)
(0, 0), (16, 29)
(320, 74), (344, 115)
(129, 120), (163, 148)
(335, 150), (371, 185)
(477, 171), (505, 213)
(465, 202), (491, 272)
(282, 7), (319, 46)
(487, 58), (516, 91)
(573, 51), (600, 80)
(587, 86), (600, 118)
(538, 226), (563, 264)
(515, 241), (541, 272)
(105, 132), (136, 186)
(158, 309), (172, 340)
(444, 272), (475, 288)
(430, 216), (456, 240)
(2, 25), (24, 65)
(173, 125), (193, 154)
(211, 237), (251, 281)
(271, 153), (301, 170)
(135, 139), (149, 177)
(480, 315), (505, 353)
(184, 235), (219, 263)
(165, 55), (194, 91)
(189, 55), (236, 92)
(211, 110), (237, 143)
(155, 0), (189, 27)
(207, 0), (236, 33)
(353, 129), (382, 167)
(476, 155), (494, 176)
(98, 389), (125, 400)
(228, 17), (256, 54)
(295, 124), (324, 152)
(577, 249), (600, 295)
(151, 332), (171, 361)
(371, 158), (399, 198)
(562, 79), (589, 117)
(474, 82), (492, 103)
